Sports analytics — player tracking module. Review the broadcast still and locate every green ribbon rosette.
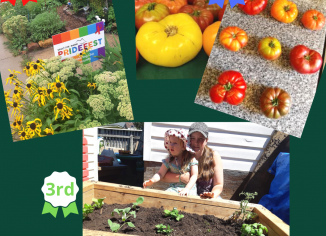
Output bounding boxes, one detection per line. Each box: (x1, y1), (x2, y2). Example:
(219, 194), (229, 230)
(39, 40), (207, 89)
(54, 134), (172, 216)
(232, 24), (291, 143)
(42, 201), (78, 218)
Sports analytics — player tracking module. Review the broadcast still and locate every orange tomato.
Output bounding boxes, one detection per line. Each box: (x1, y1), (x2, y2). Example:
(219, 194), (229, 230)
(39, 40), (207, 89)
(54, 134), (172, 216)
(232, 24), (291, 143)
(271, 0), (298, 23)
(301, 10), (325, 30)
(136, 48), (139, 64)
(203, 21), (221, 56)
(219, 26), (248, 52)
(155, 0), (187, 14)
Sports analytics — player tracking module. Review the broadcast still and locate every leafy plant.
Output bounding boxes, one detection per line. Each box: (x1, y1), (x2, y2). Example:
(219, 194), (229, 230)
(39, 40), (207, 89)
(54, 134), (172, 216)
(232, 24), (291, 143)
(83, 203), (94, 220)
(97, 37), (124, 73)
(156, 224), (173, 235)
(92, 197), (106, 209)
(132, 196), (144, 209)
(241, 223), (268, 236)
(29, 11), (66, 42)
(164, 208), (184, 221)
(231, 192), (258, 222)
(90, 0), (105, 18)
(106, 5), (117, 34)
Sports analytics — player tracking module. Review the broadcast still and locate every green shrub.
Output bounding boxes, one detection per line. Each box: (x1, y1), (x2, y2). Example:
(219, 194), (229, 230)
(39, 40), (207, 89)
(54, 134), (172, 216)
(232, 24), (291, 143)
(70, 0), (87, 12)
(105, 5), (117, 34)
(90, 0), (105, 18)
(29, 11), (66, 42)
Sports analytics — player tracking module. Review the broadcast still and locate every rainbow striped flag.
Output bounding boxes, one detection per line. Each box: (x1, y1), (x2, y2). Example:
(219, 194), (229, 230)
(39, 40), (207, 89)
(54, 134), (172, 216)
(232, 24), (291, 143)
(52, 22), (105, 64)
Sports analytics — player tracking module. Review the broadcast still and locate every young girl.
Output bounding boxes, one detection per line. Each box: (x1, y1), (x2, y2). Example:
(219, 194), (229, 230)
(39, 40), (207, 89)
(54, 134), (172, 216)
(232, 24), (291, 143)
(143, 129), (198, 196)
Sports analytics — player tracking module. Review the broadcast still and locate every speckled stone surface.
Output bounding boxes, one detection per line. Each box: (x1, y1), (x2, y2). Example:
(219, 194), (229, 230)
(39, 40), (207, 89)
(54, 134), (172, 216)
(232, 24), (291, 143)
(195, 0), (326, 138)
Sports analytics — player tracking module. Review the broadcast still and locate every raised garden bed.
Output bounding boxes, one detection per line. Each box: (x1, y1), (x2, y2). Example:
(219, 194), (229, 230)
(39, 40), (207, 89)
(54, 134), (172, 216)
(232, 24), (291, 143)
(83, 181), (289, 236)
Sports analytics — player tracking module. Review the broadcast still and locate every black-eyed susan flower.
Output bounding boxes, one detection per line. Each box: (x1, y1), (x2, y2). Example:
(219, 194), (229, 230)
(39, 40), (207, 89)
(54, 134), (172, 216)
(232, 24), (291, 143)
(45, 84), (54, 99)
(26, 118), (43, 137)
(87, 82), (96, 89)
(30, 63), (45, 75)
(18, 126), (30, 140)
(12, 86), (24, 102)
(6, 69), (21, 85)
(44, 124), (54, 136)
(32, 87), (47, 106)
(25, 81), (37, 95)
(4, 90), (12, 112)
(23, 62), (33, 77)
(54, 98), (73, 120)
(11, 100), (23, 117)
(51, 76), (69, 96)
(11, 115), (23, 130)
(35, 58), (45, 66)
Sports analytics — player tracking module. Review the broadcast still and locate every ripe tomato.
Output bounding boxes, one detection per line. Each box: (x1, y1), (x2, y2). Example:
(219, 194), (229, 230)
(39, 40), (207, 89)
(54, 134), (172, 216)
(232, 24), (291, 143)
(188, 0), (195, 4)
(290, 45), (323, 74)
(156, 0), (187, 14)
(205, 3), (221, 21)
(136, 13), (202, 67)
(209, 70), (247, 105)
(135, 3), (170, 29)
(258, 37), (282, 60)
(178, 5), (214, 32)
(136, 48), (139, 64)
(193, 0), (210, 8)
(219, 26), (248, 52)
(217, 3), (227, 21)
(271, 0), (298, 23)
(301, 10), (325, 30)
(203, 21), (221, 56)
(238, 0), (267, 15)
(260, 87), (291, 119)
(135, 0), (154, 14)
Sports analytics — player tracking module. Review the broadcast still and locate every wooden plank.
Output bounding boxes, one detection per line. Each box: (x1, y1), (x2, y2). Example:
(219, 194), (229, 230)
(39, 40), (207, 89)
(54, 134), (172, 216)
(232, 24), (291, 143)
(152, 122), (274, 136)
(83, 181), (94, 205)
(86, 146), (96, 154)
(84, 136), (96, 145)
(84, 128), (97, 136)
(98, 134), (140, 139)
(143, 123), (152, 162)
(87, 153), (97, 162)
(83, 229), (135, 236)
(257, 217), (278, 236)
(83, 181), (94, 192)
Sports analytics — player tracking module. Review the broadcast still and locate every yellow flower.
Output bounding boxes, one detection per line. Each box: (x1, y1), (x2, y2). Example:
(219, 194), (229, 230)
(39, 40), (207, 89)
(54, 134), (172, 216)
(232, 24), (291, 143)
(87, 82), (96, 89)
(30, 63), (45, 75)
(54, 98), (73, 120)
(12, 85), (24, 102)
(80, 47), (89, 56)
(44, 124), (54, 136)
(5, 69), (21, 85)
(51, 76), (70, 96)
(11, 114), (23, 130)
(5, 90), (12, 112)
(32, 87), (47, 106)
(25, 81), (37, 96)
(18, 126), (30, 140)
(45, 85), (54, 100)
(26, 118), (43, 137)
(35, 58), (45, 66)
(11, 100), (23, 117)
(23, 63), (33, 77)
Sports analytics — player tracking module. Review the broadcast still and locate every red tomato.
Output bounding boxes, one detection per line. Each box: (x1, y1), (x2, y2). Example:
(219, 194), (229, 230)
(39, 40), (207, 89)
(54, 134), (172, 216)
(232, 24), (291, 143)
(205, 3), (221, 21)
(238, 0), (268, 15)
(217, 3), (227, 21)
(188, 0), (195, 4)
(136, 48), (139, 64)
(193, 0), (210, 8)
(258, 37), (282, 60)
(155, 0), (187, 14)
(209, 70), (247, 105)
(135, 0), (154, 14)
(290, 45), (323, 74)
(203, 21), (221, 56)
(219, 26), (248, 52)
(135, 3), (170, 29)
(301, 10), (325, 30)
(260, 87), (291, 119)
(178, 5), (214, 32)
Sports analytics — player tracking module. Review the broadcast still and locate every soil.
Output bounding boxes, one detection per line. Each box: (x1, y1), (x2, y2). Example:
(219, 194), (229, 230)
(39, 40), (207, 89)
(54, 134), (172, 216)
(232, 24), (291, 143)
(83, 203), (245, 236)
(57, 6), (90, 31)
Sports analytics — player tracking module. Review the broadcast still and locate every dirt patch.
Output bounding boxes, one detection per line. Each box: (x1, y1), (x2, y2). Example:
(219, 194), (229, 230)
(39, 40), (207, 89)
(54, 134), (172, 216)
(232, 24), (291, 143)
(83, 203), (246, 236)
(57, 6), (89, 30)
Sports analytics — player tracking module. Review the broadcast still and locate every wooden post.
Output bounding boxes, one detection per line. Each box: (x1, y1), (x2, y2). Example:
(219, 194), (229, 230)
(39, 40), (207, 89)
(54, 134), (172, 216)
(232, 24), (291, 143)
(130, 135), (133, 154)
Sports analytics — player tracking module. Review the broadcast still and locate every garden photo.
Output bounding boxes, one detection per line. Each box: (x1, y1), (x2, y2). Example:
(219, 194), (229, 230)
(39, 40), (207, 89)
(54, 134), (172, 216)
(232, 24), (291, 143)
(82, 122), (290, 235)
(0, 0), (134, 141)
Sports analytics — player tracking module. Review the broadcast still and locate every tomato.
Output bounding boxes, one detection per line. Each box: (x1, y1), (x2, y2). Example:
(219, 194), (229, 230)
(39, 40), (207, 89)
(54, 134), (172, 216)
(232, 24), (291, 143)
(136, 13), (203, 67)
(209, 70), (247, 105)
(289, 45), (323, 74)
(135, 3), (170, 29)
(301, 10), (325, 30)
(178, 5), (214, 32)
(188, 0), (195, 4)
(205, 3), (221, 21)
(156, 0), (187, 14)
(219, 26), (248, 52)
(260, 87), (291, 119)
(258, 37), (282, 60)
(217, 3), (227, 21)
(271, 0), (298, 23)
(203, 21), (221, 56)
(238, 0), (267, 15)
(135, 0), (154, 14)
(136, 48), (139, 64)
(193, 0), (210, 8)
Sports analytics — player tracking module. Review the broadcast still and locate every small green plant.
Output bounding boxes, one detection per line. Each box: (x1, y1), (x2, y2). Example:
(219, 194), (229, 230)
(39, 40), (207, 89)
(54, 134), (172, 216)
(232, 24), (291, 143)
(164, 208), (184, 221)
(241, 223), (268, 236)
(132, 196), (144, 209)
(97, 37), (124, 73)
(106, 5), (117, 34)
(83, 203), (94, 220)
(92, 197), (106, 209)
(231, 192), (258, 222)
(156, 224), (173, 235)
(207, 229), (211, 233)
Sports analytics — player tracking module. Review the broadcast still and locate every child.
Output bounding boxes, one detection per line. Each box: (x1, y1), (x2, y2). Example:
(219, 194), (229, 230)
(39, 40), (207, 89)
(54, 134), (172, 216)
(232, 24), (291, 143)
(143, 129), (198, 196)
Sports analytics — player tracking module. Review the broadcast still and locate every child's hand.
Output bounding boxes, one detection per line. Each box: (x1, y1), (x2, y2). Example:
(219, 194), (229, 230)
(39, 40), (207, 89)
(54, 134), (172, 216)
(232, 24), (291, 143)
(178, 188), (190, 196)
(143, 179), (154, 188)
(200, 192), (217, 199)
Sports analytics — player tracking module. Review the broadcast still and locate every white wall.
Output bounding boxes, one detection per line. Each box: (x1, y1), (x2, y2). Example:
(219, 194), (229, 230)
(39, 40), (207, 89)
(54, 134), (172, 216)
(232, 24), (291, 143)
(144, 122), (275, 172)
(83, 127), (99, 181)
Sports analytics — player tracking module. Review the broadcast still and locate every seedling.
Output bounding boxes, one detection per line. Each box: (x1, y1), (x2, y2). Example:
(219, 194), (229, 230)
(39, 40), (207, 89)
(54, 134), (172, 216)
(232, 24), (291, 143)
(164, 207), (184, 221)
(83, 203), (94, 220)
(92, 197), (106, 209)
(132, 196), (144, 210)
(231, 192), (258, 222)
(207, 229), (211, 233)
(156, 224), (173, 235)
(241, 223), (268, 236)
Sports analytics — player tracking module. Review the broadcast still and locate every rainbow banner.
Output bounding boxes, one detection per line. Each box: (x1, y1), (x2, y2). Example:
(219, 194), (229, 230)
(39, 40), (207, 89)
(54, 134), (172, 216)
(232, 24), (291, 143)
(52, 22), (105, 64)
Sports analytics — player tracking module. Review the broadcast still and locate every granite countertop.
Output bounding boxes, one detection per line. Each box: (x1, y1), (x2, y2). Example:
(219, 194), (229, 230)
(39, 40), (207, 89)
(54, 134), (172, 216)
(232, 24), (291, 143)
(195, 0), (326, 138)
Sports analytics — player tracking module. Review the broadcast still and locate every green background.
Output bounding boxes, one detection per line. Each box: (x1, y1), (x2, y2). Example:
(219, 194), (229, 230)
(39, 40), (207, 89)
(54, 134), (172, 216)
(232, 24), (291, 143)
(0, 0), (323, 235)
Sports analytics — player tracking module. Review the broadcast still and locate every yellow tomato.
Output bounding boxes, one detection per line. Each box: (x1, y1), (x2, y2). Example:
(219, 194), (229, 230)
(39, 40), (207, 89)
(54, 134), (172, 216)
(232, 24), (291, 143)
(136, 13), (202, 67)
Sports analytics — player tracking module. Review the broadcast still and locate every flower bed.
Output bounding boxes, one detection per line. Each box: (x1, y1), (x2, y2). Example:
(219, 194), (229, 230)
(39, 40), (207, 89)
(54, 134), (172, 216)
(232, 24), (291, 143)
(83, 181), (289, 236)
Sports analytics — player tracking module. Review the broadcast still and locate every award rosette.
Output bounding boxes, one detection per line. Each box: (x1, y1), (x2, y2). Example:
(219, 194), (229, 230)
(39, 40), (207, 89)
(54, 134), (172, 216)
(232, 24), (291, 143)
(41, 171), (79, 218)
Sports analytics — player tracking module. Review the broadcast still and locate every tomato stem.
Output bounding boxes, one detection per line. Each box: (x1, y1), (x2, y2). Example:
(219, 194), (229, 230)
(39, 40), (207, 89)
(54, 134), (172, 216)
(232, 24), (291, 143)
(165, 25), (178, 37)
(284, 5), (290, 12)
(271, 98), (279, 107)
(224, 82), (233, 91)
(313, 15), (318, 20)
(147, 2), (156, 11)
(269, 41), (275, 48)
(304, 55), (311, 61)
(193, 10), (201, 17)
